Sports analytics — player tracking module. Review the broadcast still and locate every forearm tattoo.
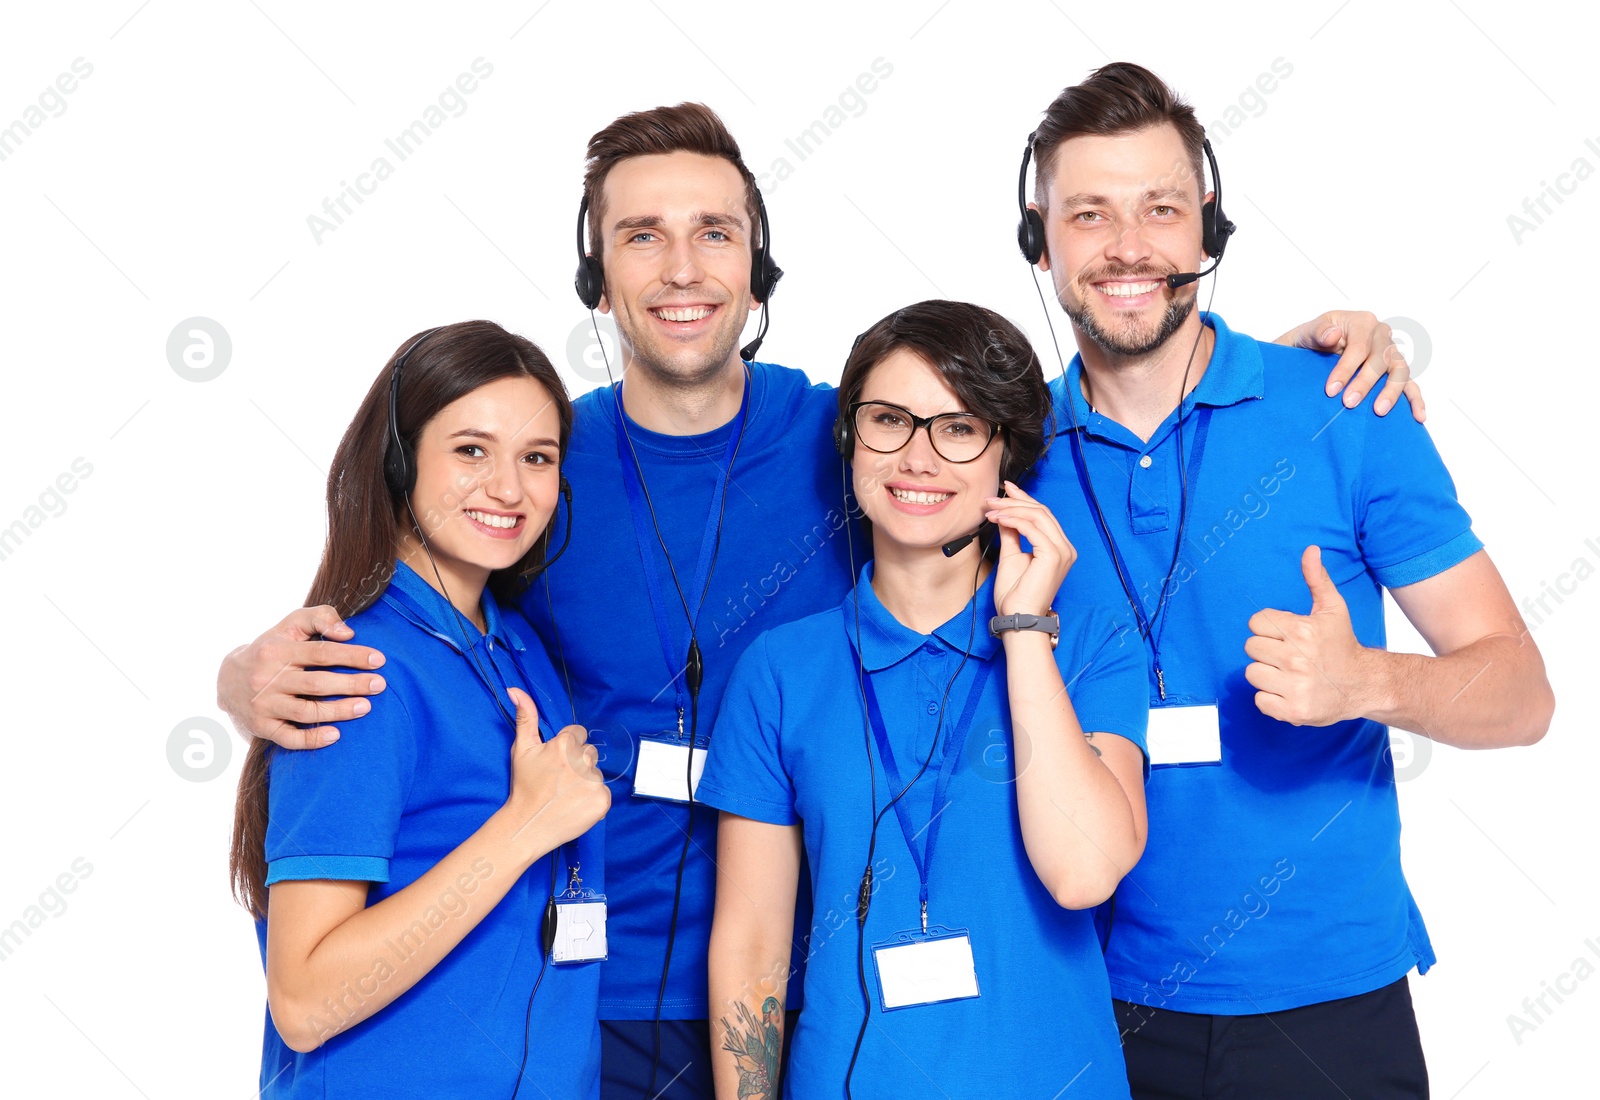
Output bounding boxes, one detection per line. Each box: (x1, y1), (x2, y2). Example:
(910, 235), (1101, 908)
(720, 996), (783, 1099)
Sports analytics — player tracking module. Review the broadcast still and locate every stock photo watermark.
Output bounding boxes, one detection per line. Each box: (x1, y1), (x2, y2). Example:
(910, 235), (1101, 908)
(1505, 137), (1599, 245)
(305, 858), (495, 1044)
(0, 57), (93, 165)
(1519, 535), (1600, 634)
(566, 313), (620, 388)
(306, 59), (495, 245)
(1205, 58), (1295, 147)
(757, 57), (894, 196)
(0, 857), (93, 964)
(1505, 935), (1600, 1045)
(166, 316), (232, 382)
(1381, 316), (1432, 380)
(0, 457), (93, 565)
(167, 716), (232, 783)
(1118, 857), (1296, 1031)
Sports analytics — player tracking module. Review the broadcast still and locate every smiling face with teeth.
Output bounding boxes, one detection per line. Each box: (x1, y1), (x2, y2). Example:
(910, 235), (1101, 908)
(851, 348), (1004, 562)
(596, 151), (762, 396)
(399, 376), (564, 618)
(1036, 124), (1209, 359)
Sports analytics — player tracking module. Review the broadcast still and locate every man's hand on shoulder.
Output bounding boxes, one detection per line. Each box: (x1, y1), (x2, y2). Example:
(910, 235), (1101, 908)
(1276, 310), (1426, 422)
(217, 605), (387, 750)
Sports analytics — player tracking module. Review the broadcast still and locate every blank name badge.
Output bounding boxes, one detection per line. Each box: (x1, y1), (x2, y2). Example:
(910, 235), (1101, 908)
(631, 736), (707, 803)
(873, 929), (981, 1011)
(1146, 703), (1221, 767)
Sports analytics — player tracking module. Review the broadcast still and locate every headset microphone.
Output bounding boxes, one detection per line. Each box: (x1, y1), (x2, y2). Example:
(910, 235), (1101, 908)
(739, 187), (784, 362)
(1161, 137), (1236, 290)
(1165, 261), (1219, 290)
(940, 520), (995, 558)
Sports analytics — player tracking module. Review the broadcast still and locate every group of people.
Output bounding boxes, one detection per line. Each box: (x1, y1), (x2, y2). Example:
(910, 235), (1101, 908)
(219, 62), (1553, 1100)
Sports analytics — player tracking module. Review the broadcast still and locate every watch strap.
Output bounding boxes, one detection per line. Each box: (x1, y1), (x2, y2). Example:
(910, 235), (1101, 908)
(989, 612), (1060, 646)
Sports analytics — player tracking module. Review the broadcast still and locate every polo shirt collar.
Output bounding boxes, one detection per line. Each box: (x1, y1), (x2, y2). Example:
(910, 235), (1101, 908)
(841, 560), (1001, 672)
(1055, 311), (1264, 442)
(382, 559), (524, 654)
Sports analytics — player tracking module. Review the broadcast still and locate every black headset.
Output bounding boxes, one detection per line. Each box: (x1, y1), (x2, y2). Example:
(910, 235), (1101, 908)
(383, 326), (574, 580)
(1015, 130), (1236, 281)
(831, 331), (872, 458)
(383, 328), (439, 497)
(573, 186), (783, 361)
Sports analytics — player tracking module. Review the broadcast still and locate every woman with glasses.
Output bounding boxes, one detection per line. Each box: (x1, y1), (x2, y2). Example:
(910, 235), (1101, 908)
(699, 300), (1150, 1099)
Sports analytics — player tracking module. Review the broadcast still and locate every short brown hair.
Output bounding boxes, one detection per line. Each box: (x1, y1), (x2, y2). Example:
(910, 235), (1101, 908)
(581, 102), (760, 257)
(1031, 62), (1205, 213)
(839, 300), (1053, 486)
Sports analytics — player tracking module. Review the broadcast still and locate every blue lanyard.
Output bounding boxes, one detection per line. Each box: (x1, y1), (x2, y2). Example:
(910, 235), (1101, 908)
(614, 372), (750, 725)
(847, 621), (996, 923)
(1068, 402), (1212, 690)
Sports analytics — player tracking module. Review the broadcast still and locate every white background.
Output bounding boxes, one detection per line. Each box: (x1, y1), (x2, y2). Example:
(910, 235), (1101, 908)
(1, 1), (1595, 1095)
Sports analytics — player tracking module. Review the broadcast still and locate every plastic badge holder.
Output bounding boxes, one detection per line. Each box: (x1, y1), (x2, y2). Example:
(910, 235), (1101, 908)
(632, 733), (708, 803)
(551, 880), (608, 964)
(871, 925), (981, 1011)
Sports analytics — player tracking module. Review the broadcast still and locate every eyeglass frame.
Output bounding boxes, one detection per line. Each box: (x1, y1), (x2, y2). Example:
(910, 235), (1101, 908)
(845, 400), (1003, 464)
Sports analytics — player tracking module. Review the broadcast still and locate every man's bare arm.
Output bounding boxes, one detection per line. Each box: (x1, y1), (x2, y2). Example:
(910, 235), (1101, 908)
(1245, 548), (1553, 748)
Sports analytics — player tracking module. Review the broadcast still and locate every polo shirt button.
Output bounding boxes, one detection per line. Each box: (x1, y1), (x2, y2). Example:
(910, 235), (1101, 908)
(927, 701), (939, 714)
(1139, 455), (1152, 468)
(922, 643), (941, 656)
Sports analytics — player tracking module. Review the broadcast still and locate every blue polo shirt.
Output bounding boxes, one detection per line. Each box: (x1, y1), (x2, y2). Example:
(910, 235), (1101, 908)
(258, 560), (603, 1098)
(518, 362), (853, 1020)
(1026, 312), (1482, 1015)
(696, 563), (1148, 1099)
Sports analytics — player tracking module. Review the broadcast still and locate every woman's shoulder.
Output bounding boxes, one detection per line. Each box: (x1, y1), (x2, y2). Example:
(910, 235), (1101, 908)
(734, 604), (852, 678)
(340, 590), (428, 652)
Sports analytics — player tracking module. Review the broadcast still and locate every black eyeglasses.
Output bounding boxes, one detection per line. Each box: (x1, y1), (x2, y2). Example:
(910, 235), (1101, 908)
(847, 401), (1001, 464)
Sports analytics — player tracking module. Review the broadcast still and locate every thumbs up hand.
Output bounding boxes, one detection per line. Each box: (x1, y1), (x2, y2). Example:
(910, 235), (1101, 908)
(1244, 546), (1374, 726)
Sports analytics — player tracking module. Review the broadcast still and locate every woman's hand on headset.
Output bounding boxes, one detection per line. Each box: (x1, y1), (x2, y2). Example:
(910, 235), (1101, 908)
(988, 481), (1077, 618)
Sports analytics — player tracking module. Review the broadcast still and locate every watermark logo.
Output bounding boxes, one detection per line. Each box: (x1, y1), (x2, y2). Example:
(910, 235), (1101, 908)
(756, 58), (895, 197)
(1205, 58), (1295, 147)
(0, 457), (93, 564)
(1381, 316), (1432, 380)
(0, 857), (93, 963)
(0, 58), (93, 165)
(1506, 936), (1600, 1045)
(1386, 727), (1432, 782)
(166, 317), (231, 382)
(1506, 138), (1599, 245)
(306, 59), (495, 244)
(167, 716), (231, 782)
(1520, 536), (1600, 634)
(565, 314), (620, 387)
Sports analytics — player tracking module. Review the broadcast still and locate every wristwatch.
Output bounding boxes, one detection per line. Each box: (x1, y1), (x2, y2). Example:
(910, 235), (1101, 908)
(989, 611), (1060, 648)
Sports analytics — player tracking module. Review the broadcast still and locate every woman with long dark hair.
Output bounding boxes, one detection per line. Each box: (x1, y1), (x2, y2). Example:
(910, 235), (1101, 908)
(229, 320), (610, 1098)
(701, 301), (1149, 1098)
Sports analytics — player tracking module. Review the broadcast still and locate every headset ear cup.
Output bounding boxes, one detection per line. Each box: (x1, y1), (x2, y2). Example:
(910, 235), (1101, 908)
(384, 437), (415, 496)
(833, 414), (851, 459)
(751, 249), (783, 303)
(1017, 209), (1046, 265)
(1200, 199), (1219, 259)
(575, 256), (604, 310)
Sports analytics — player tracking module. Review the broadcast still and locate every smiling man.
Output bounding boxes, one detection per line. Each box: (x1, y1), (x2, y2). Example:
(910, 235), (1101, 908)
(1022, 62), (1555, 1099)
(219, 100), (1426, 1100)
